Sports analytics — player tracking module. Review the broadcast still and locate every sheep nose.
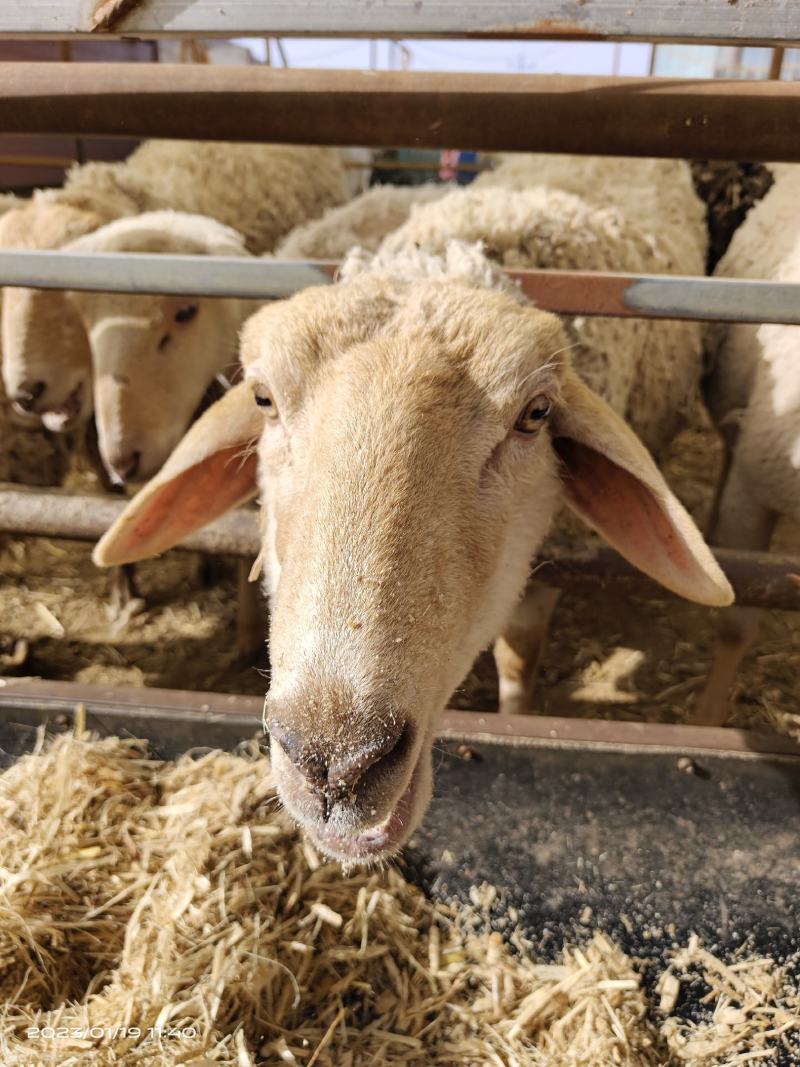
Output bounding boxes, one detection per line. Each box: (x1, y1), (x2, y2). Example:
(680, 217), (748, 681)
(110, 451), (141, 484)
(13, 380), (46, 411)
(268, 719), (407, 801)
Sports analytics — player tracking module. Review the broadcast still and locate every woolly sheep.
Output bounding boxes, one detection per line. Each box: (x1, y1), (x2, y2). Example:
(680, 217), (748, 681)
(92, 240), (731, 863)
(478, 153), (707, 276)
(64, 211), (261, 485)
(695, 162), (800, 725)
(275, 184), (446, 261)
(0, 142), (348, 431)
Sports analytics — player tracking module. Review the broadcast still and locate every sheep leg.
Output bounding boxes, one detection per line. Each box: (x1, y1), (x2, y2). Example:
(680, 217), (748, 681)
(108, 563), (140, 617)
(235, 557), (264, 661)
(705, 440), (733, 541)
(693, 458), (776, 727)
(494, 584), (562, 715)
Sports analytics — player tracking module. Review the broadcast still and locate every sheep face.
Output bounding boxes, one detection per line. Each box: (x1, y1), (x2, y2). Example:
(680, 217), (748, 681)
(70, 290), (239, 485)
(243, 280), (571, 863)
(2, 287), (93, 431)
(93, 270), (733, 866)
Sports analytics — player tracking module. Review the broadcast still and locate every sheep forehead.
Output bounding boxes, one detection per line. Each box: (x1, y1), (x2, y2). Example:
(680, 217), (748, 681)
(74, 289), (172, 325)
(243, 274), (567, 412)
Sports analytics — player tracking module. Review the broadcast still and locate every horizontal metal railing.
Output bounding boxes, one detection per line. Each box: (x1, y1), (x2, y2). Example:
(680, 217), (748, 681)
(2, 65), (800, 160)
(2, 485), (798, 611)
(0, 252), (798, 326)
(1, 0), (799, 44)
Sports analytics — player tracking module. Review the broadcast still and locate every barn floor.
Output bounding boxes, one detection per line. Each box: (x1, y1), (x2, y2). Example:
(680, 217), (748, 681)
(1, 412), (799, 738)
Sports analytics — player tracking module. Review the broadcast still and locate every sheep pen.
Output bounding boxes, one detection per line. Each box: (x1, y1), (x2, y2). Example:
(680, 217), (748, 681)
(0, 728), (798, 1067)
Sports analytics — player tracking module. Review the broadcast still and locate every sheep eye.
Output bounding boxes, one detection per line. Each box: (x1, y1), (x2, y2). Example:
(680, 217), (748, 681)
(515, 394), (551, 435)
(175, 305), (198, 324)
(254, 391), (278, 418)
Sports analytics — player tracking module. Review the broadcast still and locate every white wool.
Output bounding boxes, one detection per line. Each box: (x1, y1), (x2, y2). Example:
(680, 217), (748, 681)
(477, 153), (707, 275)
(340, 238), (525, 302)
(277, 184), (446, 261)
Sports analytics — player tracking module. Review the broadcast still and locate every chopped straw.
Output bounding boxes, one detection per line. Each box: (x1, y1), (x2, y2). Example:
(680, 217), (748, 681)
(0, 733), (797, 1066)
(661, 934), (800, 1065)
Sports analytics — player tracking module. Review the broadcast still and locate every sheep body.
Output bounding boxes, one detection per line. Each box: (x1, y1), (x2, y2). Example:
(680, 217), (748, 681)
(478, 153), (707, 276)
(706, 165), (800, 526)
(0, 142), (348, 255)
(121, 141), (349, 254)
(677, 164), (800, 725)
(275, 184), (446, 261)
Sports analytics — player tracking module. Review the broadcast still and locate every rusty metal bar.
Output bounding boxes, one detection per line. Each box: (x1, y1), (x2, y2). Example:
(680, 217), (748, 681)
(0, 484), (259, 557)
(540, 547), (800, 612)
(2, 0), (800, 45)
(2, 64), (800, 161)
(2, 484), (799, 611)
(2, 252), (800, 326)
(1, 677), (799, 760)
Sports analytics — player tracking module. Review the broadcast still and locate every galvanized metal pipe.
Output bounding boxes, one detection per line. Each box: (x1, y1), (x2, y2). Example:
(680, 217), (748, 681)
(2, 485), (799, 611)
(2, 252), (800, 326)
(2, 0), (800, 44)
(3, 64), (800, 160)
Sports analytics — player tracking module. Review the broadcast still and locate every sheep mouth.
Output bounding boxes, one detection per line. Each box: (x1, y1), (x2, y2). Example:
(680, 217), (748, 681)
(306, 750), (425, 864)
(40, 381), (86, 432)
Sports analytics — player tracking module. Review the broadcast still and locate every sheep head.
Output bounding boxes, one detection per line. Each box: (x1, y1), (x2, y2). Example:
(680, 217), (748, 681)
(93, 258), (733, 864)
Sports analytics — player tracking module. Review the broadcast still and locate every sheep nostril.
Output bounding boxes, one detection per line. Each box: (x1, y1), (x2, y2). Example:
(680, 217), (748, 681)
(268, 721), (327, 791)
(13, 380), (46, 411)
(268, 717), (408, 802)
(326, 727), (407, 797)
(110, 451), (141, 484)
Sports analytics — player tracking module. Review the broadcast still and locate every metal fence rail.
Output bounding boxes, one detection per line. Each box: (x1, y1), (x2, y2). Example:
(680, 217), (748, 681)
(2, 251), (800, 326)
(2, 485), (798, 612)
(2, 0), (800, 44)
(4, 65), (800, 160)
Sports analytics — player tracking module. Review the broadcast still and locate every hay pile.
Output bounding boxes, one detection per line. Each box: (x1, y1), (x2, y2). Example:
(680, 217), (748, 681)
(0, 731), (662, 1066)
(1, 733), (798, 1066)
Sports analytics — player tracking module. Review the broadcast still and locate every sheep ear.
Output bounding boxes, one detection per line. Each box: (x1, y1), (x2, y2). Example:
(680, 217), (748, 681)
(550, 371), (734, 607)
(93, 382), (261, 566)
